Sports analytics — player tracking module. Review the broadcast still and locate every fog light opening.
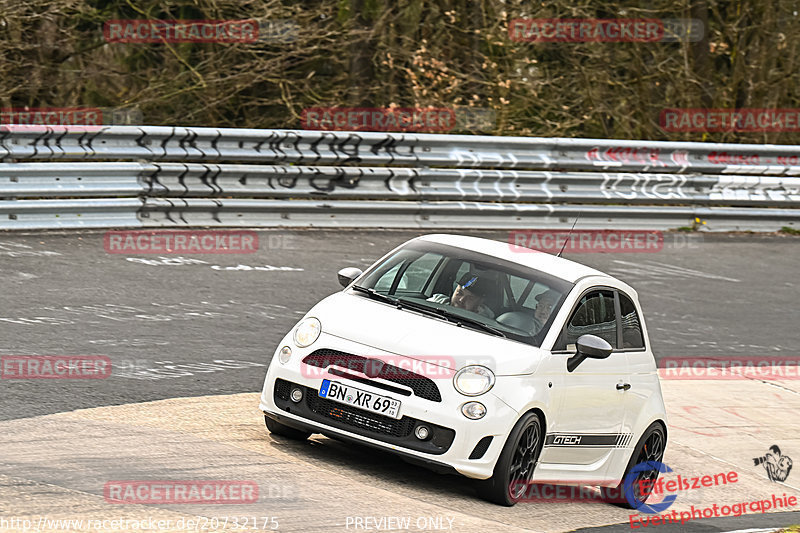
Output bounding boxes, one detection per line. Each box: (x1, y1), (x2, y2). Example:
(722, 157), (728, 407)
(290, 388), (303, 403)
(414, 425), (431, 440)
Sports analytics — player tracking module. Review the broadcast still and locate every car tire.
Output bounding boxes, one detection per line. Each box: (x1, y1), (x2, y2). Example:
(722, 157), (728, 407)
(601, 422), (667, 509)
(264, 415), (311, 441)
(478, 412), (543, 506)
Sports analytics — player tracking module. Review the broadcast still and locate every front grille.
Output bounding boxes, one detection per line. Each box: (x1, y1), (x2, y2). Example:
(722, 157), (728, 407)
(306, 388), (415, 438)
(274, 378), (292, 401)
(271, 379), (456, 454)
(303, 349), (442, 402)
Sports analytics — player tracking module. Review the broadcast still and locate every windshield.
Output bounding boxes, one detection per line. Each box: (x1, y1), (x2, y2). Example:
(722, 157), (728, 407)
(355, 240), (573, 347)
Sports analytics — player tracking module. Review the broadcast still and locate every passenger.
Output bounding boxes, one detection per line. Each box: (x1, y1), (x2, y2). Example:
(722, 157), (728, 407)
(533, 288), (559, 332)
(428, 272), (495, 319)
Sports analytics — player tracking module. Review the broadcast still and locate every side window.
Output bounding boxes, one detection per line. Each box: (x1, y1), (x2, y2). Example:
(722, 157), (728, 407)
(555, 290), (617, 351)
(619, 293), (645, 350)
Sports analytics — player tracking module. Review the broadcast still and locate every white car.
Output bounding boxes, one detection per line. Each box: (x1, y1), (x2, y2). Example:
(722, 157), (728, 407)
(259, 234), (668, 506)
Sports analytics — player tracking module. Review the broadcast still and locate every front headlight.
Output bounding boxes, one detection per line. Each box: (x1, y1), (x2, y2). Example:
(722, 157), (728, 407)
(454, 365), (495, 396)
(293, 317), (321, 348)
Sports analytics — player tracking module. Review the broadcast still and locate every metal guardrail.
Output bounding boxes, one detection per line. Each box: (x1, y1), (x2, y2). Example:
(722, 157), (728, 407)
(1, 125), (800, 230)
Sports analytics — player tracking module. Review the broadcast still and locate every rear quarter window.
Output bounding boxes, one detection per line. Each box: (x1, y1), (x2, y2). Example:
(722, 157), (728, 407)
(619, 292), (645, 350)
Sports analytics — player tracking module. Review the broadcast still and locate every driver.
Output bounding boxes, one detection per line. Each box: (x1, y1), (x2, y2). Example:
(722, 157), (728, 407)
(428, 272), (495, 319)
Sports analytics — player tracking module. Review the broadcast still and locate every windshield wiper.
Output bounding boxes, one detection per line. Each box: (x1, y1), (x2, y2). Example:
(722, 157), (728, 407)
(352, 287), (456, 322)
(393, 297), (456, 320)
(351, 285), (399, 306)
(396, 298), (507, 338)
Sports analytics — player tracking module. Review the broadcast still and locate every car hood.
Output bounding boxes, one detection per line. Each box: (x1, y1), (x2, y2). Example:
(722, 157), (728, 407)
(304, 292), (546, 376)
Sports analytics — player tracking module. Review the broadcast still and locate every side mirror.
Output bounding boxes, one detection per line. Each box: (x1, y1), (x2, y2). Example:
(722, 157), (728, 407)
(337, 267), (363, 288)
(567, 335), (613, 372)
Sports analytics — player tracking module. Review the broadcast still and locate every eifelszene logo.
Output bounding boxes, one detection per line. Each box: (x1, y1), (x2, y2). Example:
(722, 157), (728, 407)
(624, 461), (677, 513)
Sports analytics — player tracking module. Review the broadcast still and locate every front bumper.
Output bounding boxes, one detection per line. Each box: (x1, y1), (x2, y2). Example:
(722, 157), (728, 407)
(258, 332), (520, 479)
(263, 409), (459, 475)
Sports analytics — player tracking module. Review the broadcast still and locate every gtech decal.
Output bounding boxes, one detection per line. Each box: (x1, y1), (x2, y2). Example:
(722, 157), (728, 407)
(545, 433), (633, 448)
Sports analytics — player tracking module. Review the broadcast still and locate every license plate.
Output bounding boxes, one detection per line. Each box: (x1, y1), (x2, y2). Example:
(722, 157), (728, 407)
(319, 379), (401, 419)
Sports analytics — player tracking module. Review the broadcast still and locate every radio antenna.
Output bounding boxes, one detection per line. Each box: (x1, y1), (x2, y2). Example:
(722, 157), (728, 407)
(557, 212), (581, 258)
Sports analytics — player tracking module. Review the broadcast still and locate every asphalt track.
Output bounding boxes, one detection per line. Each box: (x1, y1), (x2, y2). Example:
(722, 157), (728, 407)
(1, 229), (799, 532)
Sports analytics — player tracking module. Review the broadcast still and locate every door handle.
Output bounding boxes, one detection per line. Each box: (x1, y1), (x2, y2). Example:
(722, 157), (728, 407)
(616, 383), (631, 391)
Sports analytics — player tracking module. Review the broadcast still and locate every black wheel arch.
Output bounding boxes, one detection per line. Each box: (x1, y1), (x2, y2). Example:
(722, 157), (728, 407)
(516, 407), (547, 455)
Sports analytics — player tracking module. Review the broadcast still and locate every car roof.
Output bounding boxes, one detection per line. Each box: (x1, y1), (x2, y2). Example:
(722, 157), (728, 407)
(415, 233), (614, 284)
